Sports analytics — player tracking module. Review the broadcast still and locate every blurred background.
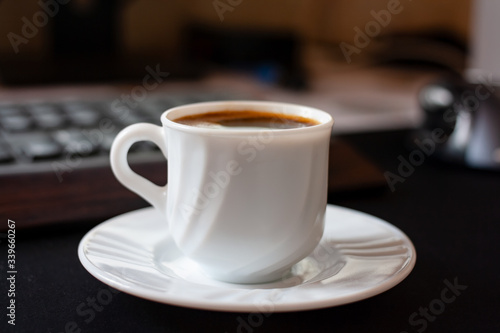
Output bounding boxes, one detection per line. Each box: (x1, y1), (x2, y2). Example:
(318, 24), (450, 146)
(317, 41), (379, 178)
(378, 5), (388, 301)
(0, 0), (471, 75)
(0, 0), (477, 131)
(2, 0), (500, 228)
(0, 0), (471, 85)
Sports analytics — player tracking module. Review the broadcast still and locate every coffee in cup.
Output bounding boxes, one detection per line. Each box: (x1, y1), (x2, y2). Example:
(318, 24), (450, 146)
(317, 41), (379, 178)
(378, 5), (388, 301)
(173, 110), (319, 129)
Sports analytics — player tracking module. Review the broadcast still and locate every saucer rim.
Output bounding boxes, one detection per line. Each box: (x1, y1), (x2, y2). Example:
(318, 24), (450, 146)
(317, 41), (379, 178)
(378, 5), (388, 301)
(78, 205), (416, 312)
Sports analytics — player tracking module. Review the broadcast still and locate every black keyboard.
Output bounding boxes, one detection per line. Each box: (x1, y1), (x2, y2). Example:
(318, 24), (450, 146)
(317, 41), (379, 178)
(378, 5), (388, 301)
(0, 91), (247, 229)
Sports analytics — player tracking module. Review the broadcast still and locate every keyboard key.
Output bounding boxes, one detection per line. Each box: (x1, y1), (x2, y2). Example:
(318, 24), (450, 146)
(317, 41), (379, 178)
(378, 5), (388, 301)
(27, 104), (66, 129)
(65, 106), (101, 127)
(24, 140), (62, 160)
(15, 132), (62, 160)
(34, 112), (66, 129)
(0, 114), (33, 132)
(77, 125), (120, 152)
(53, 129), (100, 156)
(0, 105), (22, 117)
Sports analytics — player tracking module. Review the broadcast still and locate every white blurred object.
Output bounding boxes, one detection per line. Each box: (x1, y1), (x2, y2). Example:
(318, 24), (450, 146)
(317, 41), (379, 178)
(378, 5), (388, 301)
(466, 0), (500, 85)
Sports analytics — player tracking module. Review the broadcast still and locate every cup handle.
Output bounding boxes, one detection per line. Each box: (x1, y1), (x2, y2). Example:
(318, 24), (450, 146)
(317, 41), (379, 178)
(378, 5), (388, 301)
(110, 123), (168, 215)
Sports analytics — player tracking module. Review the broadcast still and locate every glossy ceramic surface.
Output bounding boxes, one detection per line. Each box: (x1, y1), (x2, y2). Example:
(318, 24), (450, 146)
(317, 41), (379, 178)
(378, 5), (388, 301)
(110, 101), (334, 283)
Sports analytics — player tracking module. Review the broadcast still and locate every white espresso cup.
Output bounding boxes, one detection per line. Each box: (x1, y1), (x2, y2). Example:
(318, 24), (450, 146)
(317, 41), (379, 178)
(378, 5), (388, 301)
(110, 101), (334, 283)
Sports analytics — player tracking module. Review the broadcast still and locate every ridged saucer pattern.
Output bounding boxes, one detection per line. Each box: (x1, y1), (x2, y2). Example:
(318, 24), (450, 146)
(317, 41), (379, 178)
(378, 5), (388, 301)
(78, 205), (416, 312)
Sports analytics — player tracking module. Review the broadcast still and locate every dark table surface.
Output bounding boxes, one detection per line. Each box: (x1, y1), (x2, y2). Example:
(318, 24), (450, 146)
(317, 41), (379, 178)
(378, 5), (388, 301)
(3, 130), (499, 333)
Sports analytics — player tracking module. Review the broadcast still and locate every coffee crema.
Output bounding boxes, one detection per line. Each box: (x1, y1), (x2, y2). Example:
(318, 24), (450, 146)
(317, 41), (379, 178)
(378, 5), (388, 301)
(173, 110), (319, 130)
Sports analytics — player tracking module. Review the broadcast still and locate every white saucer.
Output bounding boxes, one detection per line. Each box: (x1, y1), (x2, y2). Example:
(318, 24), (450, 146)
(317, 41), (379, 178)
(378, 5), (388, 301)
(78, 205), (416, 312)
